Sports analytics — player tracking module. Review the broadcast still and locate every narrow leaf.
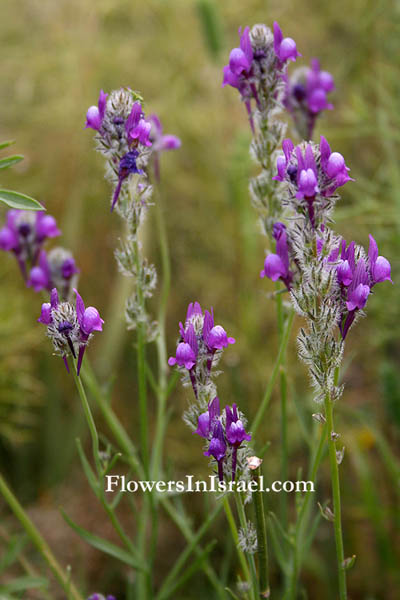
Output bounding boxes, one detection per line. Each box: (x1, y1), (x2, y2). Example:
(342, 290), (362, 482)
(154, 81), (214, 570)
(0, 576), (48, 593)
(61, 509), (146, 571)
(0, 140), (15, 150)
(0, 190), (44, 211)
(0, 156), (24, 170)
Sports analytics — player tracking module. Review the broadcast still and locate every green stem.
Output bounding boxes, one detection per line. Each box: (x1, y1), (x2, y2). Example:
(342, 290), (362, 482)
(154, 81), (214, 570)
(0, 473), (83, 600)
(275, 285), (289, 531)
(324, 392), (347, 600)
(72, 365), (102, 476)
(80, 361), (144, 478)
(223, 496), (251, 591)
(284, 423), (328, 599)
(252, 309), (294, 435)
(133, 239), (149, 478)
(234, 492), (259, 600)
(251, 467), (270, 598)
(151, 191), (171, 481)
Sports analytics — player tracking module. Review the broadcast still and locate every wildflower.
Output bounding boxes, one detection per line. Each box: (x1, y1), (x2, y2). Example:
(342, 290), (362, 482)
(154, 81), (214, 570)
(86, 89), (155, 211)
(168, 302), (235, 398)
(260, 222), (293, 288)
(87, 595), (116, 600)
(193, 396), (220, 438)
(85, 90), (108, 131)
(204, 421), (227, 482)
(226, 403), (251, 481)
(38, 288), (103, 375)
(273, 21), (301, 64)
(111, 150), (143, 211)
(274, 136), (353, 227)
(194, 399), (251, 482)
(27, 247), (79, 298)
(149, 114), (181, 181)
(0, 209), (60, 279)
(329, 236), (392, 339)
(284, 58), (334, 139)
(223, 22), (300, 123)
(125, 102), (152, 147)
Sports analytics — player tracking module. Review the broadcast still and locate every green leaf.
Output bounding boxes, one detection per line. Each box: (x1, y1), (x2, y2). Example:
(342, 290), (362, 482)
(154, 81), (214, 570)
(0, 156), (24, 170)
(0, 190), (44, 211)
(0, 576), (48, 593)
(0, 140), (15, 150)
(75, 439), (100, 497)
(61, 509), (146, 571)
(0, 534), (27, 574)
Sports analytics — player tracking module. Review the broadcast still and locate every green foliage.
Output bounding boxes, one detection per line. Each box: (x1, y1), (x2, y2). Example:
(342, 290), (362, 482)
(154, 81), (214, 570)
(0, 142), (43, 210)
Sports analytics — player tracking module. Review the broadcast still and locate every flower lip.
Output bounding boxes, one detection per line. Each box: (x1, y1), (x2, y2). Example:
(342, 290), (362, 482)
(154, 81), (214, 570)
(168, 341), (197, 370)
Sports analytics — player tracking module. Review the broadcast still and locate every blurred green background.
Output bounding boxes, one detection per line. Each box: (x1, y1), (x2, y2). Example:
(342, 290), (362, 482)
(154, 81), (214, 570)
(0, 0), (399, 598)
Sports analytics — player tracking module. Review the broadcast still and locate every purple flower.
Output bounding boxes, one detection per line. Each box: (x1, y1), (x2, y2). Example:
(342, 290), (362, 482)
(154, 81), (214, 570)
(274, 137), (353, 226)
(193, 397), (220, 438)
(260, 222), (293, 288)
(85, 90), (108, 131)
(111, 150), (143, 211)
(319, 136), (353, 193)
(27, 250), (50, 291)
(273, 22), (301, 63)
(334, 236), (392, 339)
(36, 213), (61, 241)
(150, 114), (181, 152)
(202, 309), (235, 351)
(227, 26), (253, 77)
(282, 57), (335, 136)
(126, 102), (152, 147)
(225, 404), (251, 446)
(149, 114), (181, 181)
(87, 595), (116, 600)
(168, 323), (198, 370)
(169, 302), (236, 399)
(38, 288), (103, 375)
(0, 209), (61, 282)
(368, 235), (392, 285)
(204, 421), (227, 481)
(336, 260), (353, 286)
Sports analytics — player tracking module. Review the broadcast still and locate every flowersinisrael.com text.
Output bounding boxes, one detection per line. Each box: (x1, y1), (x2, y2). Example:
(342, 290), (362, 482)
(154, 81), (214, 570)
(105, 475), (315, 494)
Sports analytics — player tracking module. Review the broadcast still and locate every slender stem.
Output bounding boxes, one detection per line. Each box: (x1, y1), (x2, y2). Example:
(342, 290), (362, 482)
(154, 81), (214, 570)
(251, 467), (270, 598)
(0, 473), (83, 600)
(234, 492), (259, 600)
(80, 361), (144, 478)
(151, 189), (171, 481)
(284, 423), (328, 599)
(133, 239), (150, 478)
(324, 392), (347, 600)
(252, 309), (294, 435)
(223, 496), (251, 590)
(72, 365), (102, 476)
(161, 497), (225, 600)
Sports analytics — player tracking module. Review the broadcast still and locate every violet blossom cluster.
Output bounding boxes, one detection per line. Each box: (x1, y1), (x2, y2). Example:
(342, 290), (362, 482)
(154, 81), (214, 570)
(193, 397), (251, 482)
(0, 209), (79, 300)
(284, 58), (335, 140)
(169, 302), (252, 483)
(87, 595), (116, 600)
(38, 288), (103, 375)
(223, 22), (301, 236)
(260, 135), (392, 402)
(86, 88), (180, 337)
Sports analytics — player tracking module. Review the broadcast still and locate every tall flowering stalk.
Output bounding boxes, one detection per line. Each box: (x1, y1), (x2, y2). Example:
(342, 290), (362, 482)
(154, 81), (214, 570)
(263, 134), (392, 598)
(223, 21), (301, 534)
(169, 302), (265, 598)
(86, 87), (184, 598)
